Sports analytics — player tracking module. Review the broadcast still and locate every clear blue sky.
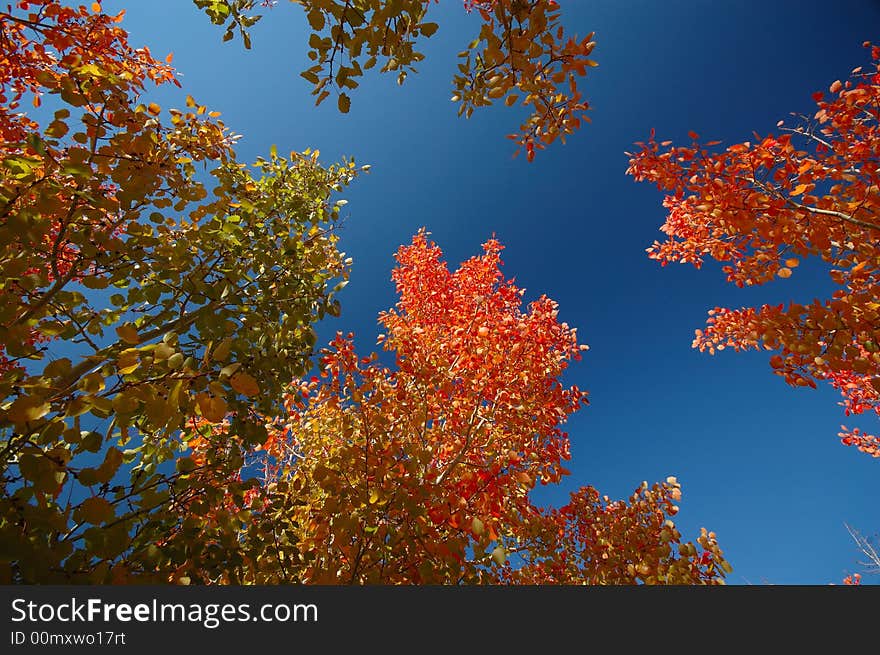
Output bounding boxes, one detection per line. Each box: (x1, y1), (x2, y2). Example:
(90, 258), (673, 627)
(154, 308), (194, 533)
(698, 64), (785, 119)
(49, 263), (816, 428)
(107, 0), (878, 584)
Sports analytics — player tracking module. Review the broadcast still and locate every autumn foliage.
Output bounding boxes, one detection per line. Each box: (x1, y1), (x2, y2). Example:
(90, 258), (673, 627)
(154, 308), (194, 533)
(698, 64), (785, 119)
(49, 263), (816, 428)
(207, 233), (730, 584)
(196, 0), (597, 159)
(627, 42), (880, 458)
(0, 0), (356, 583)
(0, 0), (174, 373)
(0, 1), (732, 585)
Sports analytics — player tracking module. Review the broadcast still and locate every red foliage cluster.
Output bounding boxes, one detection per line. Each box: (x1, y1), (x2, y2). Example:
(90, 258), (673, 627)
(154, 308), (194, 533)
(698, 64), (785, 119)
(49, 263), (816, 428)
(628, 43), (880, 456)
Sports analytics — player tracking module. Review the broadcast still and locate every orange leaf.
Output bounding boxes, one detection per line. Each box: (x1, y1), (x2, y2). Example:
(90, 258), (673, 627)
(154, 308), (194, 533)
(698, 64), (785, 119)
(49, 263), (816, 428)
(196, 393), (227, 423)
(230, 372), (260, 397)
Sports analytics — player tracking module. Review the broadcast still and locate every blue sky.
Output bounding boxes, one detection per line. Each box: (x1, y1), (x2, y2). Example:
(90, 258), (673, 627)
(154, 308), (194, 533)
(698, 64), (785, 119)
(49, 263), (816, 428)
(107, 0), (878, 584)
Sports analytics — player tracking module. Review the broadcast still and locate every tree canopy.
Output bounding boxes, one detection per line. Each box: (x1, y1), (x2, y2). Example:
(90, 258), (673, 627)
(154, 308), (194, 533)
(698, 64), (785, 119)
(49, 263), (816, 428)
(194, 0), (597, 160)
(0, 1), (728, 585)
(628, 42), (880, 459)
(3, 0), (873, 586)
(0, 0), (357, 582)
(175, 233), (729, 584)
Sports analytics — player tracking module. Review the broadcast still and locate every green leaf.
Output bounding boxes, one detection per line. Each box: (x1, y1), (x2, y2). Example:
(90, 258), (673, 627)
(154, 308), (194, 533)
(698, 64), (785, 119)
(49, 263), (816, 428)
(3, 155), (41, 176)
(61, 162), (91, 177)
(491, 546), (506, 566)
(40, 321), (67, 337)
(176, 456), (197, 474)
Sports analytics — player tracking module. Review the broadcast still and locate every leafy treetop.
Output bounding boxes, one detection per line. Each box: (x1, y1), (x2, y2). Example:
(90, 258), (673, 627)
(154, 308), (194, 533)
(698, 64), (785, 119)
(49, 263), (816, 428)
(194, 0), (597, 160)
(0, 0), (357, 583)
(627, 42), (880, 458)
(175, 232), (730, 584)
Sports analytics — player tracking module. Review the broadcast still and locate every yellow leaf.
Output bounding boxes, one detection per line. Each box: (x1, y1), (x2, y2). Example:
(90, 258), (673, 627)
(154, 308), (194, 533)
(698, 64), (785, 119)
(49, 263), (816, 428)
(230, 372), (259, 397)
(111, 392), (139, 414)
(777, 267), (792, 278)
(491, 546), (506, 565)
(117, 351), (139, 375)
(784, 258), (800, 268)
(790, 183), (808, 196)
(6, 396), (51, 424)
(153, 343), (174, 360)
